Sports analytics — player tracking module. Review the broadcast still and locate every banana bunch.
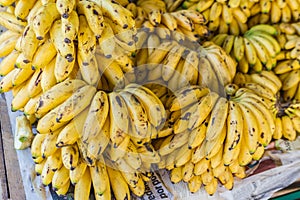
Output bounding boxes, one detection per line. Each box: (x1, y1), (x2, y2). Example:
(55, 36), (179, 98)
(198, 41), (237, 94)
(29, 82), (167, 199)
(180, 0), (250, 35)
(273, 23), (300, 60)
(127, 2), (208, 43)
(247, 0), (300, 27)
(212, 24), (280, 73)
(274, 60), (300, 102)
(155, 83), (276, 195)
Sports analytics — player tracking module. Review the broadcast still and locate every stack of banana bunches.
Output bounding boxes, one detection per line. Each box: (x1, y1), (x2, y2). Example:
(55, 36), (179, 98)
(1, 0), (300, 199)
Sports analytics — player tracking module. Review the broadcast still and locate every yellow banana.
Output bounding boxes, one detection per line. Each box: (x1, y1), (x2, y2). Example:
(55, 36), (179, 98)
(62, 144), (79, 170)
(74, 166), (91, 200)
(0, 11), (26, 33)
(238, 103), (259, 153)
(56, 0), (76, 18)
(35, 79), (86, 117)
(70, 159), (88, 184)
(32, 38), (57, 70)
(14, 0), (37, 20)
(52, 166), (70, 190)
(32, 3), (60, 40)
(0, 50), (19, 76)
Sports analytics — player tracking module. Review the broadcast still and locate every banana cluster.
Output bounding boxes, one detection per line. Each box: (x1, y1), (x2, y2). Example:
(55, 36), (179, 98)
(212, 24), (280, 73)
(180, 0), (300, 35)
(29, 81), (167, 198)
(153, 82), (278, 195)
(274, 60), (300, 102)
(127, 1), (209, 43)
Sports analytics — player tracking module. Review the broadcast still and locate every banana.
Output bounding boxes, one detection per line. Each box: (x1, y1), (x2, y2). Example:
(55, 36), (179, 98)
(212, 34), (228, 46)
(62, 144), (79, 170)
(240, 82), (275, 101)
(170, 85), (209, 111)
(170, 166), (183, 183)
(240, 99), (272, 147)
(282, 70), (300, 91)
(77, 0), (104, 38)
(108, 91), (129, 147)
(12, 66), (35, 87)
(248, 24), (278, 35)
(96, 56), (125, 88)
(90, 159), (110, 197)
(273, 117), (283, 140)
(233, 36), (245, 61)
(204, 177), (218, 196)
(188, 175), (202, 193)
(0, 11), (26, 33)
(56, 0), (76, 18)
(70, 159), (88, 184)
(74, 166), (91, 200)
(209, 2), (222, 21)
(0, 33), (19, 58)
(35, 79), (86, 117)
(275, 59), (300, 74)
(92, 0), (134, 29)
(250, 73), (279, 95)
(40, 58), (57, 92)
(205, 115), (226, 158)
(223, 101), (243, 164)
(189, 92), (219, 131)
(238, 138), (252, 166)
(252, 143), (265, 160)
(11, 79), (31, 111)
(55, 85), (96, 123)
(107, 165), (131, 200)
(188, 117), (208, 149)
(0, 0), (16, 6)
(222, 35), (235, 55)
(86, 116), (110, 159)
(14, 0), (37, 20)
(158, 130), (189, 156)
(120, 91), (149, 138)
(182, 161), (195, 182)
(123, 142), (142, 170)
(282, 115), (297, 141)
(50, 20), (75, 64)
(204, 47), (233, 86)
(210, 145), (223, 169)
(35, 160), (46, 176)
(32, 3), (60, 40)
(147, 41), (175, 65)
(124, 84), (166, 128)
(77, 54), (100, 86)
(46, 149), (63, 172)
(41, 157), (55, 186)
(27, 68), (43, 98)
(55, 180), (70, 196)
(249, 33), (278, 59)
(162, 45), (185, 81)
(161, 12), (177, 31)
(81, 90), (109, 141)
(60, 10), (79, 43)
(237, 103), (259, 153)
(205, 97), (228, 141)
(0, 50), (19, 76)
(52, 165), (70, 190)
(31, 134), (47, 162)
(41, 128), (62, 158)
(32, 38), (57, 70)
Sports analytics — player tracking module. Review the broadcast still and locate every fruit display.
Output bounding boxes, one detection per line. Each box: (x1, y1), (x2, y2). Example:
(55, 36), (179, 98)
(0, 0), (300, 199)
